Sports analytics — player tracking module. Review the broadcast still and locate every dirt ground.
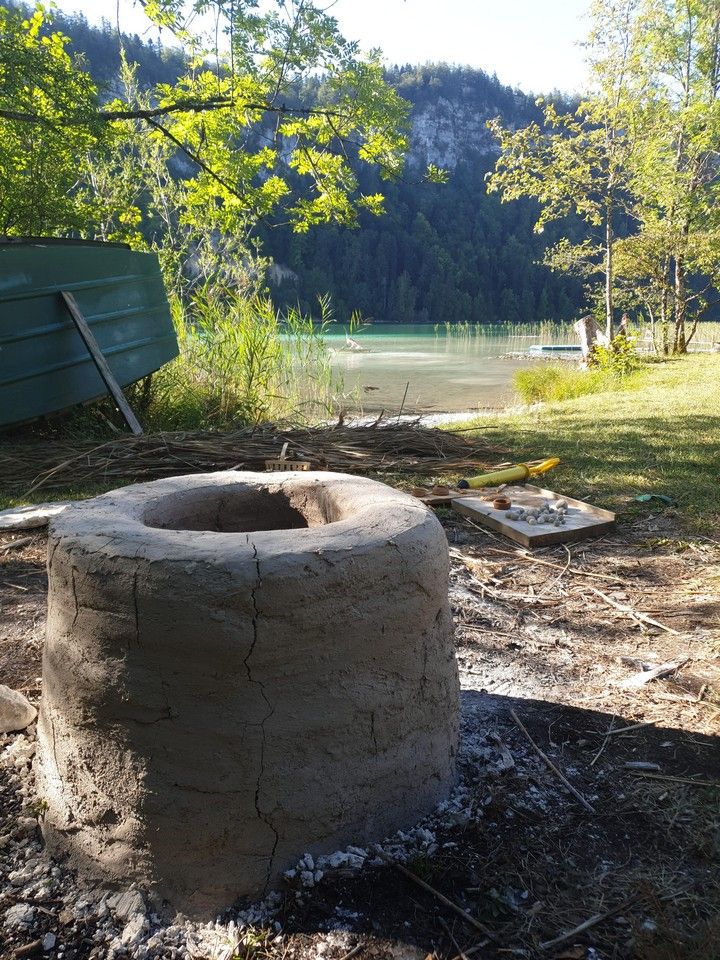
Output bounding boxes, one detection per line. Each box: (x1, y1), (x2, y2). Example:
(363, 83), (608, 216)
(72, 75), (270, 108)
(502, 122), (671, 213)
(1, 504), (719, 960)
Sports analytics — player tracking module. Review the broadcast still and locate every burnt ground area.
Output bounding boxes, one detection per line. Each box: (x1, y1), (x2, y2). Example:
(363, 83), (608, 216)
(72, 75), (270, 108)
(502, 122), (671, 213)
(0, 534), (46, 693)
(1, 508), (719, 960)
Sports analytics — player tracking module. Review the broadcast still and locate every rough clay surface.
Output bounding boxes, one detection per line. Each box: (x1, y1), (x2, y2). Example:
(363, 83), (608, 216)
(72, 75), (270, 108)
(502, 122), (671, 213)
(0, 685), (37, 733)
(0, 502), (71, 531)
(36, 471), (458, 917)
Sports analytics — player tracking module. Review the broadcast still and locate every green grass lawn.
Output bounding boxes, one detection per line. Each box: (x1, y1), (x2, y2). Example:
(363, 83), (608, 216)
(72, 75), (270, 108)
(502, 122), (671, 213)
(455, 354), (720, 530)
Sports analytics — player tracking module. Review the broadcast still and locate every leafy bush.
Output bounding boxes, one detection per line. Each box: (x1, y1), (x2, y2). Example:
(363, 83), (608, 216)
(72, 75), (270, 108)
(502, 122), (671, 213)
(513, 362), (641, 404)
(591, 334), (642, 376)
(136, 291), (347, 430)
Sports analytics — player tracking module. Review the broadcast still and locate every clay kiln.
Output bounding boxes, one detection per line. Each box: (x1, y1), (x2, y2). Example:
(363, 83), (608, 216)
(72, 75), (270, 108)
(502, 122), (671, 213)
(37, 471), (458, 915)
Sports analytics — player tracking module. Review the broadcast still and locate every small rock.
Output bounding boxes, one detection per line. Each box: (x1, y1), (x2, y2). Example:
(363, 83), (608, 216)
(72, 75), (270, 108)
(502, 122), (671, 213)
(43, 932), (57, 951)
(2, 736), (35, 764)
(4, 901), (35, 928)
(0, 685), (37, 733)
(107, 888), (145, 922)
(13, 816), (38, 839)
(121, 913), (147, 946)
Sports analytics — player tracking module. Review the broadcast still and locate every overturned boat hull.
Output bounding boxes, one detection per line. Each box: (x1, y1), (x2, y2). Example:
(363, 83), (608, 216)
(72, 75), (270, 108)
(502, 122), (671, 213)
(0, 239), (178, 429)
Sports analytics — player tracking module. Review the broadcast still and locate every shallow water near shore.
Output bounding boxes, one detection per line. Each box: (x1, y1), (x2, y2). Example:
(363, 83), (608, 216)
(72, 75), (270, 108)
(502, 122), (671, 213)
(324, 323), (570, 414)
(324, 320), (720, 414)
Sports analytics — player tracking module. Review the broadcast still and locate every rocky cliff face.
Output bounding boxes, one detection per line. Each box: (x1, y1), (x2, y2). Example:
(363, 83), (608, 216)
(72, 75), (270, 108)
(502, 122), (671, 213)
(394, 67), (544, 170)
(410, 97), (497, 168)
(258, 69), (583, 325)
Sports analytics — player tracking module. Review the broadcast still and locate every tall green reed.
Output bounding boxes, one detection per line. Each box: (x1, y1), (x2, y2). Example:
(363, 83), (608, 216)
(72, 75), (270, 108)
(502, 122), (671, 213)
(142, 289), (345, 430)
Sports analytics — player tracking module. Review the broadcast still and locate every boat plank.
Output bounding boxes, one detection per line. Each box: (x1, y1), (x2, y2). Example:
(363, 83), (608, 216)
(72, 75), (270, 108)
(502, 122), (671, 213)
(0, 242), (178, 428)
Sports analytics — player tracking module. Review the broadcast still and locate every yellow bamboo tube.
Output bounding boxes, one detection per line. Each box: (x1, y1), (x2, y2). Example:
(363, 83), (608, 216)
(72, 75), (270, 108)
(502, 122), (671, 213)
(457, 458), (560, 490)
(459, 464), (531, 489)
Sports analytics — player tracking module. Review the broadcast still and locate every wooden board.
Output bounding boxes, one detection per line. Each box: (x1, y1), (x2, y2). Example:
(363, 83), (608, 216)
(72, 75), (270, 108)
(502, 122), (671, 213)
(451, 484), (615, 547)
(61, 291), (143, 435)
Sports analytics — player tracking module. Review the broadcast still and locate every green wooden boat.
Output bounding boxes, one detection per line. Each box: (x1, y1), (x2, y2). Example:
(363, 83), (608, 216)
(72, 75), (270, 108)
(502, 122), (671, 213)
(0, 239), (178, 429)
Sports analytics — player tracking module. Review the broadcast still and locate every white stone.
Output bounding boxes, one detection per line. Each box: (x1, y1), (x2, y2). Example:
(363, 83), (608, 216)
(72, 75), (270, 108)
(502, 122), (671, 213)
(43, 932), (57, 951)
(4, 902), (35, 928)
(107, 888), (145, 921)
(121, 913), (147, 946)
(0, 685), (37, 733)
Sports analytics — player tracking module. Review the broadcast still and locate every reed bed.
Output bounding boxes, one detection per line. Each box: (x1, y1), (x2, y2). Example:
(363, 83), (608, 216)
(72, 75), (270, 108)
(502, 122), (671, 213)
(3, 423), (506, 498)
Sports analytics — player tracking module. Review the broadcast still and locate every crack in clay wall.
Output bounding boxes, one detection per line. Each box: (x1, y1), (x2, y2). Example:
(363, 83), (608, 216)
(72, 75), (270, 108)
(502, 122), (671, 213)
(36, 472), (459, 917)
(246, 534), (281, 891)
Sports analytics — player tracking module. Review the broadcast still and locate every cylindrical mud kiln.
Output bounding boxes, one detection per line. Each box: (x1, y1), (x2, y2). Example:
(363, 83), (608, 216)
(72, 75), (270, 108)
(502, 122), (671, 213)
(37, 471), (459, 916)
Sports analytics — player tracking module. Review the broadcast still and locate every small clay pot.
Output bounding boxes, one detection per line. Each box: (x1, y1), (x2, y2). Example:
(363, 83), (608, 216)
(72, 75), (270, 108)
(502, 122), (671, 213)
(431, 485), (451, 497)
(493, 496), (512, 511)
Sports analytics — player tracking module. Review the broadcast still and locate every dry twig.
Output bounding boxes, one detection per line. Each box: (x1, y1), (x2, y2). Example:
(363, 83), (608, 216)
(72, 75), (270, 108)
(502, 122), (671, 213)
(438, 917), (471, 960)
(590, 715), (616, 767)
(338, 945), (364, 960)
(482, 546), (623, 583)
(510, 709), (596, 814)
(539, 897), (639, 951)
(590, 587), (680, 636)
(597, 720), (656, 737)
(621, 658), (689, 688)
(627, 771), (719, 788)
(373, 848), (496, 940)
(1, 537), (34, 553)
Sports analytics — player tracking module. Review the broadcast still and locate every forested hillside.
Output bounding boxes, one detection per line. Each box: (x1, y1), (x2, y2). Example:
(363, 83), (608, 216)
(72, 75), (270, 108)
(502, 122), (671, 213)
(265, 139), (582, 324)
(6, 4), (584, 323)
(264, 65), (583, 324)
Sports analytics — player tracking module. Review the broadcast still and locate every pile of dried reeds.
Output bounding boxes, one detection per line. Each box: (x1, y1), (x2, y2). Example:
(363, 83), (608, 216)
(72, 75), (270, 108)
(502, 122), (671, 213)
(2, 423), (506, 496)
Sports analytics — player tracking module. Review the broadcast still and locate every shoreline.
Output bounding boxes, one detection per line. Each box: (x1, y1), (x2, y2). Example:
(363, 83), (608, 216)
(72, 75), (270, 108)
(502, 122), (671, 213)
(342, 404), (530, 428)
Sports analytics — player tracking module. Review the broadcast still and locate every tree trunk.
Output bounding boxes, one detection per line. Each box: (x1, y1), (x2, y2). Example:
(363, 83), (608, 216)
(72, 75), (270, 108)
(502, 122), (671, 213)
(674, 254), (687, 354)
(644, 301), (656, 353)
(660, 255), (670, 356)
(673, 217), (691, 354)
(686, 315), (700, 348)
(605, 204), (614, 341)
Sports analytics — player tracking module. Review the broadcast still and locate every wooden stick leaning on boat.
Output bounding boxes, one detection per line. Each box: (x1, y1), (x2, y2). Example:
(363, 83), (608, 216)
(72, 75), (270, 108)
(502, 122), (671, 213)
(61, 291), (143, 436)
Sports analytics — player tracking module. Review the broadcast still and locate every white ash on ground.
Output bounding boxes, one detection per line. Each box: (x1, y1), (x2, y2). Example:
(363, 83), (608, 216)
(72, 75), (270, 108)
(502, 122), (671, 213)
(1, 693), (580, 960)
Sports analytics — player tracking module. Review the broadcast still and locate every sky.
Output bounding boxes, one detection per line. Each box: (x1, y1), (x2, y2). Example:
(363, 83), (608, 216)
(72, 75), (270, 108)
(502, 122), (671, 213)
(54, 0), (592, 95)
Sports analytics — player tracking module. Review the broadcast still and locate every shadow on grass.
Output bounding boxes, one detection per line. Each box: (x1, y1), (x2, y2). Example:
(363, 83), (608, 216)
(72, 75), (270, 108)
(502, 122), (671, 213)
(234, 690), (720, 959)
(484, 412), (720, 525)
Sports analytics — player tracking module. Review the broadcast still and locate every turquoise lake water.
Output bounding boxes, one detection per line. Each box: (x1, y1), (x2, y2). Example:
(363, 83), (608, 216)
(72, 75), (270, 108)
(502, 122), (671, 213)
(324, 323), (569, 414)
